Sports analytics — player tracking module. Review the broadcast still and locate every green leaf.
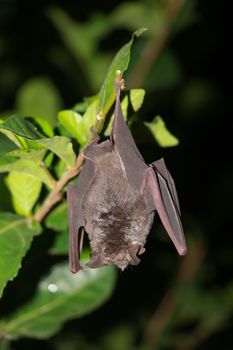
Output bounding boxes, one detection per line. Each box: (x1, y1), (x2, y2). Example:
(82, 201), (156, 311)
(129, 89), (145, 112)
(6, 172), (42, 216)
(0, 134), (19, 155)
(0, 115), (42, 140)
(82, 100), (98, 137)
(0, 159), (54, 188)
(0, 262), (116, 339)
(50, 231), (68, 255)
(58, 110), (86, 145)
(7, 148), (47, 162)
(98, 28), (147, 115)
(104, 95), (128, 136)
(33, 117), (54, 138)
(145, 116), (179, 147)
(16, 77), (62, 127)
(36, 136), (76, 168)
(0, 213), (41, 298)
(47, 7), (111, 90)
(110, 2), (155, 32)
(73, 101), (88, 113)
(59, 100), (98, 146)
(45, 202), (67, 232)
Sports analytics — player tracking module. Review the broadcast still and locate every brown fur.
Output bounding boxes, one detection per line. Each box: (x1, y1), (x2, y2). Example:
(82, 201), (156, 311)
(82, 151), (152, 270)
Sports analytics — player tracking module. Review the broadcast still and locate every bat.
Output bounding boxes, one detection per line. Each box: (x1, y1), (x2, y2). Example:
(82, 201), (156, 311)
(67, 71), (187, 273)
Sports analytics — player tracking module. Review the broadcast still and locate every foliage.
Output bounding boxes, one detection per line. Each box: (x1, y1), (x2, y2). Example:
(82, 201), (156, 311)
(0, 26), (174, 341)
(0, 0), (231, 349)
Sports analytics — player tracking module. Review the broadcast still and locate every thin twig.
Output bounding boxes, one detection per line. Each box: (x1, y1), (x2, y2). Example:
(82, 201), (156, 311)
(34, 155), (84, 222)
(128, 0), (185, 88)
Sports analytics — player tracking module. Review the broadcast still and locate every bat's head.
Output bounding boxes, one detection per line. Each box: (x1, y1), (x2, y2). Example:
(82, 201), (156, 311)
(87, 242), (145, 271)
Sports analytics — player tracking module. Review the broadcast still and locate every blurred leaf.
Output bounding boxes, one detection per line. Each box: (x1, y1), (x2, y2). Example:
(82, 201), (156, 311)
(0, 262), (117, 339)
(0, 213), (41, 298)
(44, 151), (54, 168)
(0, 339), (10, 350)
(7, 148), (47, 162)
(0, 129), (22, 149)
(45, 202), (67, 232)
(50, 231), (68, 255)
(73, 101), (88, 113)
(16, 77), (62, 127)
(54, 159), (68, 178)
(58, 110), (86, 145)
(110, 2), (156, 32)
(0, 115), (42, 140)
(82, 100), (98, 137)
(145, 50), (182, 90)
(47, 7), (111, 90)
(59, 100), (98, 146)
(173, 0), (198, 36)
(0, 159), (53, 188)
(0, 134), (19, 155)
(36, 136), (76, 168)
(145, 116), (179, 147)
(130, 89), (145, 112)
(102, 324), (135, 350)
(46, 203), (68, 255)
(0, 156), (16, 167)
(98, 28), (147, 115)
(33, 117), (54, 138)
(5, 172), (42, 216)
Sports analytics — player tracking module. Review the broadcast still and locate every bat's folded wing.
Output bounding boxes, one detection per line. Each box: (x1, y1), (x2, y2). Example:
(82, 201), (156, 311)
(67, 156), (96, 273)
(146, 164), (187, 256)
(152, 158), (181, 215)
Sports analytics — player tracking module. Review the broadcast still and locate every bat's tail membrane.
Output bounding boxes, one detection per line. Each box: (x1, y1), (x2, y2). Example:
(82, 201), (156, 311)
(146, 166), (187, 256)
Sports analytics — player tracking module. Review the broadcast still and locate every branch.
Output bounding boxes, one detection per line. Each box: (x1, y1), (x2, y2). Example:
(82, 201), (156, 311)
(34, 155), (84, 222)
(128, 0), (185, 88)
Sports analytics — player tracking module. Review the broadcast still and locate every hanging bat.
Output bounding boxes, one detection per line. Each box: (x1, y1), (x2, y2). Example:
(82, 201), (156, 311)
(67, 71), (187, 273)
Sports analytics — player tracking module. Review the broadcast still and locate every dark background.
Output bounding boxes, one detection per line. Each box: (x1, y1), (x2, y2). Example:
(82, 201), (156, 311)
(0, 0), (232, 349)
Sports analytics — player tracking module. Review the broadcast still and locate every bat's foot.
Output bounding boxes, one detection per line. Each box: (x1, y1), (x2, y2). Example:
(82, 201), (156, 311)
(115, 70), (125, 90)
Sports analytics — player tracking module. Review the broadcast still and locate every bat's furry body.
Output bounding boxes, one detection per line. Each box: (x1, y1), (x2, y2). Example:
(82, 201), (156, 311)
(82, 152), (152, 270)
(67, 72), (187, 273)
